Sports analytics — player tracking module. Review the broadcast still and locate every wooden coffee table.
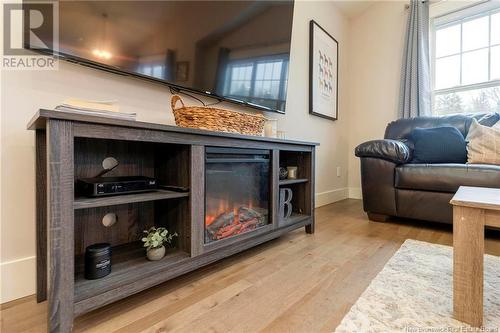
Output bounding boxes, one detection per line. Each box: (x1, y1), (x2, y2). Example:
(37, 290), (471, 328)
(450, 186), (500, 327)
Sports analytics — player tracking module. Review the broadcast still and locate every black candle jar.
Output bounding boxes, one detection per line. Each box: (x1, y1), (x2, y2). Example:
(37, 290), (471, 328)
(85, 243), (112, 280)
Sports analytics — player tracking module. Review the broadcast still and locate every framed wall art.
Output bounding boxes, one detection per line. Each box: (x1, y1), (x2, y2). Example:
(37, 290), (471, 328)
(309, 20), (339, 121)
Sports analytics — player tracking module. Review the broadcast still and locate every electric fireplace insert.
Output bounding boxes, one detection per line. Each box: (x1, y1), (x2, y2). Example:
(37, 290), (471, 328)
(205, 147), (270, 243)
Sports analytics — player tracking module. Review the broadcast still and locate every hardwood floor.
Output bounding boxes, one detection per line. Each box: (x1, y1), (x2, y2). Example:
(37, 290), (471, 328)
(2, 199), (500, 333)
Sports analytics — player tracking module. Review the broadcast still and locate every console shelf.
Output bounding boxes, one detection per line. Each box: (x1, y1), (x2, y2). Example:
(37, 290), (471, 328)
(74, 190), (189, 210)
(279, 178), (308, 186)
(280, 213), (310, 225)
(74, 242), (189, 304)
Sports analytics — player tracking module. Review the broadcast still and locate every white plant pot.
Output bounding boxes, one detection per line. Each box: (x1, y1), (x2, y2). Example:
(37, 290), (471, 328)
(147, 246), (166, 261)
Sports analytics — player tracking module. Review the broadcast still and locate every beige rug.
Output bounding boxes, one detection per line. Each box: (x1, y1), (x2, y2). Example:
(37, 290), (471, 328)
(334, 239), (500, 333)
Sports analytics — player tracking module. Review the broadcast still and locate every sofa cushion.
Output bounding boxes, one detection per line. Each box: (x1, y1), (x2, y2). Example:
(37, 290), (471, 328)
(384, 113), (499, 140)
(395, 163), (500, 193)
(410, 127), (467, 164)
(355, 139), (411, 164)
(466, 119), (500, 165)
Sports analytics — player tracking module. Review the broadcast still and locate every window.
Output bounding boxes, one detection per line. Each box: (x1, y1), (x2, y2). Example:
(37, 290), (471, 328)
(432, 3), (500, 115)
(223, 55), (289, 111)
(138, 64), (166, 79)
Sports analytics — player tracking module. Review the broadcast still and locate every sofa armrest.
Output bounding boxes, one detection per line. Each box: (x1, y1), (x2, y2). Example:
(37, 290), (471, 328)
(355, 139), (411, 164)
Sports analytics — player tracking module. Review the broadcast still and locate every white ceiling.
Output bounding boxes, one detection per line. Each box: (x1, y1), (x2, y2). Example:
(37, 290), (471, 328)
(331, 0), (377, 18)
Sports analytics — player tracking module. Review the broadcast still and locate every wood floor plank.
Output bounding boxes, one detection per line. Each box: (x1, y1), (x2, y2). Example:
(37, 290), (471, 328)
(261, 239), (402, 333)
(156, 227), (348, 332)
(107, 239), (313, 332)
(2, 199), (499, 333)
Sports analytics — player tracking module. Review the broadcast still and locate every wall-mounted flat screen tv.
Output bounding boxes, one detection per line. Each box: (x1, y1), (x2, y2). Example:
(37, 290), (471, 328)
(32, 1), (295, 113)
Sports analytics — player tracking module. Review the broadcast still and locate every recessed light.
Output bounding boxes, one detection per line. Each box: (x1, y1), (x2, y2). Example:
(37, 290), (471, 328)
(92, 49), (112, 60)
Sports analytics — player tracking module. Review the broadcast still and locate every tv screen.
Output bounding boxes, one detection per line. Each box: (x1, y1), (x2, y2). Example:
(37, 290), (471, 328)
(36, 1), (295, 113)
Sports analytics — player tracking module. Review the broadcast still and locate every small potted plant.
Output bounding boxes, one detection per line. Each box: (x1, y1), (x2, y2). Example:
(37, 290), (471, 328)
(141, 227), (178, 261)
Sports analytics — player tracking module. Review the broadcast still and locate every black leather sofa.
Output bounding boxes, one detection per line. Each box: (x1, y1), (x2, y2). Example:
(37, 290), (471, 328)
(355, 113), (500, 224)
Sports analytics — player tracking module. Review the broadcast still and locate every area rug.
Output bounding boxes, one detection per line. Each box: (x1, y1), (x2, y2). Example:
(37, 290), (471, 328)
(334, 239), (500, 333)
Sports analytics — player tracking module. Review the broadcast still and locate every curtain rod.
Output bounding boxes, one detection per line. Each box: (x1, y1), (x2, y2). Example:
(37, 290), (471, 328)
(405, 0), (433, 10)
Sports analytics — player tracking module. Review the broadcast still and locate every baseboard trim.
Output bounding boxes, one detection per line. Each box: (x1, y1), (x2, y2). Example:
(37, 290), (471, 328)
(1, 256), (36, 304)
(348, 187), (362, 199)
(315, 188), (349, 207)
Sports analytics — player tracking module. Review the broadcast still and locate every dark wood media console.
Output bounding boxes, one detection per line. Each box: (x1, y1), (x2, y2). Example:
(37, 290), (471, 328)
(28, 109), (318, 332)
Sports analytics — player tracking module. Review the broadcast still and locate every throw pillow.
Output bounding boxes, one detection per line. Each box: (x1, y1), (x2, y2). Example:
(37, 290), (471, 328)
(410, 126), (467, 164)
(466, 119), (500, 165)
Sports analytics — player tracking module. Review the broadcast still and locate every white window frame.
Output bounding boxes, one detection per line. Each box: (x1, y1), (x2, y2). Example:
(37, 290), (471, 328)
(223, 54), (289, 110)
(430, 0), (500, 114)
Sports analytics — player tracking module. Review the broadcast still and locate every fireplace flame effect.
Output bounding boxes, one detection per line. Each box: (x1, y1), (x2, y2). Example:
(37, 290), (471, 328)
(205, 197), (266, 242)
(206, 197), (255, 226)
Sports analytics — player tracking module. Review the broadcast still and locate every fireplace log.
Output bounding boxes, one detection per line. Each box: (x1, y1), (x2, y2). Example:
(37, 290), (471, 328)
(214, 224), (243, 239)
(206, 206), (267, 241)
(238, 207), (264, 224)
(206, 211), (235, 240)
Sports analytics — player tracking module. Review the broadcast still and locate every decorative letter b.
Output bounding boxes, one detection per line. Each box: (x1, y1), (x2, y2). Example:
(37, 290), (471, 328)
(279, 188), (293, 220)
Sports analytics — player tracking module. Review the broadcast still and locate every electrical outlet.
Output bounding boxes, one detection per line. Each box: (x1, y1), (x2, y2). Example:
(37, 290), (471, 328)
(336, 166), (341, 177)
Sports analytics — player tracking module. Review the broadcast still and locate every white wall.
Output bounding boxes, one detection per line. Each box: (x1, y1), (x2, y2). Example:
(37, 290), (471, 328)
(346, 1), (407, 198)
(344, 0), (480, 197)
(0, 1), (350, 303)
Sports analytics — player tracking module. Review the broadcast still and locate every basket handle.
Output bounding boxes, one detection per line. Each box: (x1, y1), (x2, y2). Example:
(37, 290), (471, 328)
(171, 95), (185, 110)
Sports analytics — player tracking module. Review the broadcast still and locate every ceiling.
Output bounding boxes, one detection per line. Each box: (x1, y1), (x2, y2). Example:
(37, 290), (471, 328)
(331, 0), (377, 18)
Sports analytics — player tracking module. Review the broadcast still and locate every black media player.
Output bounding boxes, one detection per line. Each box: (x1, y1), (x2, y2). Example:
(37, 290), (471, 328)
(76, 176), (157, 197)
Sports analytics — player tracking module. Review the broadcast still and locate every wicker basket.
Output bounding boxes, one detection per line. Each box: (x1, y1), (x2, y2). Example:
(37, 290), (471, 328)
(171, 95), (266, 136)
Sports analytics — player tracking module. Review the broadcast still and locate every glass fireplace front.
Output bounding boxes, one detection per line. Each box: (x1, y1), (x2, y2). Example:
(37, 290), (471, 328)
(205, 147), (270, 244)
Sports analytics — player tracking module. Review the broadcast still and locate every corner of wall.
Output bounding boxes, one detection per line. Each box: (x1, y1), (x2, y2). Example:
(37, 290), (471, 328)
(348, 187), (362, 200)
(344, 1), (406, 199)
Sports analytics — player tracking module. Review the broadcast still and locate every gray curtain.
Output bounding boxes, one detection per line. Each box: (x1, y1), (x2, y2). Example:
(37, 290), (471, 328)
(399, 0), (431, 118)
